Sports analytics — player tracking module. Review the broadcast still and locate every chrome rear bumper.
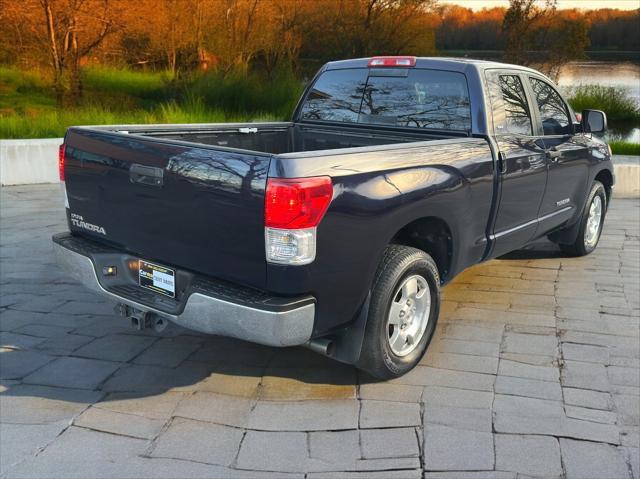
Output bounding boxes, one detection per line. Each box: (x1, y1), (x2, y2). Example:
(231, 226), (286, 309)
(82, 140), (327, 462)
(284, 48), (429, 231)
(52, 234), (315, 347)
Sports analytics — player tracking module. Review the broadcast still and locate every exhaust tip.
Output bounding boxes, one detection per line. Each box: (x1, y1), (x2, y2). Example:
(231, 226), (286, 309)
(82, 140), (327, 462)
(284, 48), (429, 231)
(305, 338), (335, 357)
(326, 340), (336, 357)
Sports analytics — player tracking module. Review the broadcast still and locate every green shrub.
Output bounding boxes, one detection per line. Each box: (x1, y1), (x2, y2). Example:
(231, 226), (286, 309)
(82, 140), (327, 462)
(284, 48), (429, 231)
(567, 85), (640, 122)
(609, 141), (640, 156)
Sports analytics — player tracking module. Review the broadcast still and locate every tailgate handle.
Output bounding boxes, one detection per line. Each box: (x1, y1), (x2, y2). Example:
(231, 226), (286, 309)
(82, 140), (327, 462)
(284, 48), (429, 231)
(130, 164), (164, 187)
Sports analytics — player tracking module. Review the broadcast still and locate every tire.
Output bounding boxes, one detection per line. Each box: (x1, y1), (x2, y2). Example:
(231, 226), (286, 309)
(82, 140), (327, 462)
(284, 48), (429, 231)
(559, 181), (607, 257)
(357, 245), (440, 379)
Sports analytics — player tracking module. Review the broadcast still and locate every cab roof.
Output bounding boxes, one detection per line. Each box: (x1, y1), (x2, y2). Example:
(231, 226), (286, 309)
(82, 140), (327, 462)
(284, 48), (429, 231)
(323, 57), (544, 77)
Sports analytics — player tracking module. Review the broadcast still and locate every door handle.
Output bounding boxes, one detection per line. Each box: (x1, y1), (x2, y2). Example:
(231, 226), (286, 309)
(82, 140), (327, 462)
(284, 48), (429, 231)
(546, 148), (561, 163)
(130, 164), (164, 186)
(498, 151), (507, 174)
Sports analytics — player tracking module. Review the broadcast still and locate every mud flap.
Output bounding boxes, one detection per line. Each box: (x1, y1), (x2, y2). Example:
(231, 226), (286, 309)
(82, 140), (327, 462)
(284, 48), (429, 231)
(327, 293), (371, 365)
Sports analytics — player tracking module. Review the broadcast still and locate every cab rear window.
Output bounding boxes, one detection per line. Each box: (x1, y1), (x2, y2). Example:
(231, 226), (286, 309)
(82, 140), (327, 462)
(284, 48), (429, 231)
(299, 68), (471, 131)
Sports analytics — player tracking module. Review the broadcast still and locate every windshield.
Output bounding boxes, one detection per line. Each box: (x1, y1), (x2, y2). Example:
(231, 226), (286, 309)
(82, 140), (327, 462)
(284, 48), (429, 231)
(299, 68), (471, 131)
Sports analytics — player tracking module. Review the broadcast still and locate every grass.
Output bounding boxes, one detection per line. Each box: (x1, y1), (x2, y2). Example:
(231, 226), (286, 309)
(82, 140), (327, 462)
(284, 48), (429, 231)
(609, 141), (640, 156)
(0, 104), (277, 139)
(187, 68), (304, 119)
(0, 66), (300, 139)
(0, 66), (56, 112)
(82, 66), (170, 99)
(567, 85), (640, 123)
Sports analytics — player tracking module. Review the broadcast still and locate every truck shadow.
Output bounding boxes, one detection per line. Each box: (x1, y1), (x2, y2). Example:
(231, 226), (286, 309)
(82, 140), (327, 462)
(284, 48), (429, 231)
(497, 238), (566, 260)
(0, 332), (362, 408)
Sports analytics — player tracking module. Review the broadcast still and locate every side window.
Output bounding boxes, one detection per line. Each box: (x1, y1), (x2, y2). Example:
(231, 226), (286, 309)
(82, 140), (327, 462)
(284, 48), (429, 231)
(529, 77), (571, 136)
(487, 73), (533, 135)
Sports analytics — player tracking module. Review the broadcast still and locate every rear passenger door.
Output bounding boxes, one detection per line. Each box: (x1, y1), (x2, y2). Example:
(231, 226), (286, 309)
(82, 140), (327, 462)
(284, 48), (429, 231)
(485, 70), (548, 257)
(526, 76), (590, 233)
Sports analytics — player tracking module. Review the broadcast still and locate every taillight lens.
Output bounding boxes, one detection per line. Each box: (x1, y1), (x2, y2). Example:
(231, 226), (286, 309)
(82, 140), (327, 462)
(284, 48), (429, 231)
(58, 144), (65, 181)
(264, 177), (332, 265)
(265, 227), (317, 265)
(265, 177), (333, 229)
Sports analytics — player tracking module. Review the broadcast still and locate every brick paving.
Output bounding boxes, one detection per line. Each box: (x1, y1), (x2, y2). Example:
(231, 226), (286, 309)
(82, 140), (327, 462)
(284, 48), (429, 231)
(1, 184), (638, 479)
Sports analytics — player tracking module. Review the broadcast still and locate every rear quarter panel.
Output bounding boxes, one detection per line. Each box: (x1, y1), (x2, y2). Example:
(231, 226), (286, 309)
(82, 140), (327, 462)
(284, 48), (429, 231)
(268, 138), (495, 335)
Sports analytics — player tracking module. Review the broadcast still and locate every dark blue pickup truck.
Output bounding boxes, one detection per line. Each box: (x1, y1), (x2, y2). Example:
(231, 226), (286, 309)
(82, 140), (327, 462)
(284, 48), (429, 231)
(53, 57), (613, 378)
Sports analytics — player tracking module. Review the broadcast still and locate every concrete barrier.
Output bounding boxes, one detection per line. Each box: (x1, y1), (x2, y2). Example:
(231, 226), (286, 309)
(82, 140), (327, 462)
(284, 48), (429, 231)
(1, 138), (63, 186)
(1, 137), (639, 198)
(612, 155), (640, 199)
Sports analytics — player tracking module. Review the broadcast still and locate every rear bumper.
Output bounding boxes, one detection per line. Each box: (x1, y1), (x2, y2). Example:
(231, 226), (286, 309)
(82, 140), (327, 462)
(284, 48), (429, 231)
(52, 233), (315, 347)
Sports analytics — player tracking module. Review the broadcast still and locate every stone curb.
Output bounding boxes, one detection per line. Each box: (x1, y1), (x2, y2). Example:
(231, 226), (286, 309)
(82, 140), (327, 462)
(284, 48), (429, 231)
(612, 155), (640, 199)
(1, 138), (64, 186)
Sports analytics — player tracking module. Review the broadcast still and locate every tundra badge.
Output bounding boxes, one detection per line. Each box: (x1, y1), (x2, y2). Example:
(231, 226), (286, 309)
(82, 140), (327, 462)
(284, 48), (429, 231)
(70, 213), (107, 235)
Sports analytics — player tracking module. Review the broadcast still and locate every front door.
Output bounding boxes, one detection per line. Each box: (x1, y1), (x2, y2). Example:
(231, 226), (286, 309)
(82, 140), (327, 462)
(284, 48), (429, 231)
(526, 76), (591, 234)
(485, 71), (548, 258)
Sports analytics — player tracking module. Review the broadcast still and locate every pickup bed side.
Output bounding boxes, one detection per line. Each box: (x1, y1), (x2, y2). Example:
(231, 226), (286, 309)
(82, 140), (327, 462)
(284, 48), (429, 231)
(267, 137), (495, 336)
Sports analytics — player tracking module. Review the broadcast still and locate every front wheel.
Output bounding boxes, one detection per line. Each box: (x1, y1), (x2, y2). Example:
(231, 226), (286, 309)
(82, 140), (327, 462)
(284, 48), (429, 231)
(357, 245), (440, 379)
(559, 181), (607, 257)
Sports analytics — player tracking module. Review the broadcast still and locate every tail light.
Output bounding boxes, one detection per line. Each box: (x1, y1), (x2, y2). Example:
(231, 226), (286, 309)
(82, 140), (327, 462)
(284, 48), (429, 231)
(368, 56), (416, 68)
(264, 177), (332, 265)
(265, 177), (333, 229)
(59, 143), (70, 209)
(58, 144), (65, 181)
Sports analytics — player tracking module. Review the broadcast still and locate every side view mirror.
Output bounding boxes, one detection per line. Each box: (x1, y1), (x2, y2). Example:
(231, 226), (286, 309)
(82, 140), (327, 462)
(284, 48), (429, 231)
(582, 109), (607, 135)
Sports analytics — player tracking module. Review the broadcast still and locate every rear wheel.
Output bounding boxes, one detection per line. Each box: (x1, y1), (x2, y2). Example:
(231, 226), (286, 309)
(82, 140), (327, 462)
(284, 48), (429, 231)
(357, 245), (440, 379)
(559, 181), (606, 256)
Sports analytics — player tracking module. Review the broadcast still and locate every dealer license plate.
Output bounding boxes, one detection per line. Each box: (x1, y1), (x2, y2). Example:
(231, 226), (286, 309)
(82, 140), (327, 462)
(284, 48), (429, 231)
(138, 260), (175, 298)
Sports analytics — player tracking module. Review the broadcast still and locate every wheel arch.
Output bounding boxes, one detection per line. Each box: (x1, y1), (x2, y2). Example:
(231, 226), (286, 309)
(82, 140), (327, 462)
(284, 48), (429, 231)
(594, 168), (613, 206)
(389, 216), (454, 283)
(548, 172), (610, 246)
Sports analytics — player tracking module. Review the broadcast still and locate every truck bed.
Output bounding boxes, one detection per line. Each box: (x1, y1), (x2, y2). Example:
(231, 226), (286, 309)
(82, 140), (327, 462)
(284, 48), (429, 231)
(89, 121), (461, 155)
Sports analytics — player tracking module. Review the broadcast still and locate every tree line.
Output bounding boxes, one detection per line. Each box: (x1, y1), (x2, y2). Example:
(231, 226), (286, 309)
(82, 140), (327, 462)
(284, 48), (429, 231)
(0, 0), (637, 106)
(436, 2), (639, 54)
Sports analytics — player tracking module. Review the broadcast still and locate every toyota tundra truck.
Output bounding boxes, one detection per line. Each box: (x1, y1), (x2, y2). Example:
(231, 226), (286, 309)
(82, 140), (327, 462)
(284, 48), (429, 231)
(53, 57), (613, 378)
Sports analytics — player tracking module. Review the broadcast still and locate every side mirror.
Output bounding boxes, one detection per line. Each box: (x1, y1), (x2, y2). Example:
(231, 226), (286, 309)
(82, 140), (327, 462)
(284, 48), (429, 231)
(582, 109), (607, 135)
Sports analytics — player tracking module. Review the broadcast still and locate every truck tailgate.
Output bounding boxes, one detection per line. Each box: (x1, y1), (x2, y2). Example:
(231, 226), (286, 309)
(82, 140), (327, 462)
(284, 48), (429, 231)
(63, 128), (270, 290)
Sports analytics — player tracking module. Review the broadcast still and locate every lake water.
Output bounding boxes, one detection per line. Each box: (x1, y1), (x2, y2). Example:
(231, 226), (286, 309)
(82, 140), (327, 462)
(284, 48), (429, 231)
(556, 61), (640, 143)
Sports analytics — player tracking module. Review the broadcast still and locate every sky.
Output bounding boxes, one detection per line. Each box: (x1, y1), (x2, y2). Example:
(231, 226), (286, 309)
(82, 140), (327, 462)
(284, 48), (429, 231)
(441, 0), (640, 9)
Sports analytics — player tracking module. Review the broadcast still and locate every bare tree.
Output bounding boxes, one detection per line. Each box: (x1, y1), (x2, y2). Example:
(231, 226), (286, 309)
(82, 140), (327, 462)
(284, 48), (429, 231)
(502, 0), (556, 66)
(502, 0), (589, 80)
(299, 0), (437, 63)
(208, 0), (262, 74)
(37, 0), (114, 105)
